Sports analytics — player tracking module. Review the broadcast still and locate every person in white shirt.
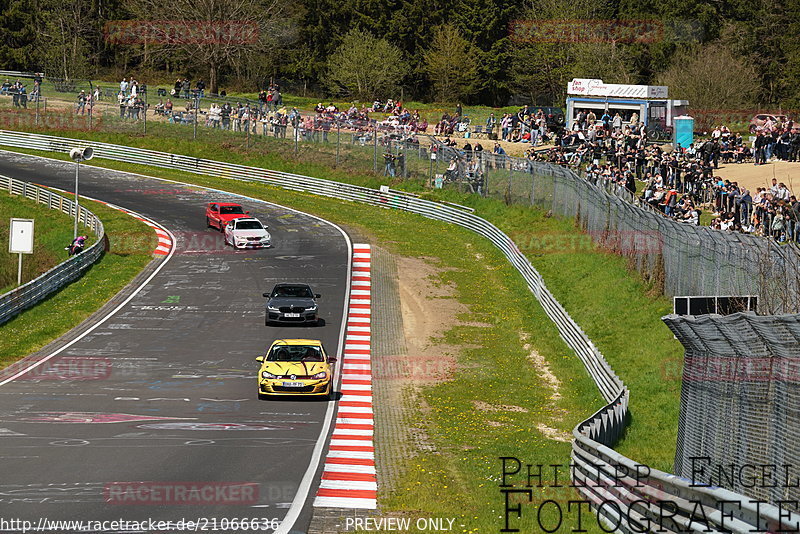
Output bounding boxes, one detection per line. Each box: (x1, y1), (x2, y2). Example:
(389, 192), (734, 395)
(120, 77), (128, 96)
(776, 183), (791, 201)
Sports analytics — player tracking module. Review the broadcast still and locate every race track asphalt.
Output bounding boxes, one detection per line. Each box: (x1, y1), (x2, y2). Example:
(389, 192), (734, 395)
(0, 150), (351, 533)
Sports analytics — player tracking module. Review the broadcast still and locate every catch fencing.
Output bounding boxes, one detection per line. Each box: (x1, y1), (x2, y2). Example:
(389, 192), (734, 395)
(663, 312), (800, 511)
(0, 130), (795, 532)
(0, 174), (104, 325)
(445, 149), (800, 315)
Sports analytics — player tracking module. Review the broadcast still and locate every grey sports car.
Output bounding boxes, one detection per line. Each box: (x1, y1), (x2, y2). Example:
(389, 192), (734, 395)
(263, 283), (321, 326)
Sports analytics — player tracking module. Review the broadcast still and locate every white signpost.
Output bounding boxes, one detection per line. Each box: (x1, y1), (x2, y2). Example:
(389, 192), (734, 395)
(9, 218), (34, 286)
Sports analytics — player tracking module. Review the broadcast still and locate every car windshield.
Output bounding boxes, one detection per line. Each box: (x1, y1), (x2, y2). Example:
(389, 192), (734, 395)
(236, 220), (263, 230)
(267, 345), (324, 362)
(220, 206), (244, 214)
(272, 286), (313, 298)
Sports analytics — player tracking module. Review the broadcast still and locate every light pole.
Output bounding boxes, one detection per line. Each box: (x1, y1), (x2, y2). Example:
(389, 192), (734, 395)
(69, 147), (94, 239)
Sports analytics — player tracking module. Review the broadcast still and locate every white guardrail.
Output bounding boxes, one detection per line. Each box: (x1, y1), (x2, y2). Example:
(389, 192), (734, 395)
(0, 130), (795, 532)
(0, 174), (104, 325)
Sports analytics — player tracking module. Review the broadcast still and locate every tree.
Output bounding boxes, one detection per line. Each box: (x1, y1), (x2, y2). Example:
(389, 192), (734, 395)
(326, 29), (407, 100)
(0, 0), (38, 70)
(655, 43), (758, 111)
(33, 0), (94, 80)
(507, 0), (637, 105)
(423, 24), (481, 103)
(127, 0), (291, 93)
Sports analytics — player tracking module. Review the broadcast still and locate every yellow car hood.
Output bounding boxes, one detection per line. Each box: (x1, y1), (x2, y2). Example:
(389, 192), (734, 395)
(260, 361), (330, 376)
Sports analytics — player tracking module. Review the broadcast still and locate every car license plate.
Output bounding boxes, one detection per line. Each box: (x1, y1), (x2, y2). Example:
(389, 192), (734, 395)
(284, 313), (301, 318)
(281, 381), (304, 387)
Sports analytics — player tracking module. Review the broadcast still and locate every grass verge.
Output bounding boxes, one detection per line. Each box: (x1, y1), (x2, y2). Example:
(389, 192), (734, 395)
(0, 195), (156, 365)
(0, 190), (86, 293)
(0, 139), (682, 531)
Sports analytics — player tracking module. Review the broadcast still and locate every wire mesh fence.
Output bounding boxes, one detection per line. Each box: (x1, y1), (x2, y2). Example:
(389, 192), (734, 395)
(663, 312), (800, 512)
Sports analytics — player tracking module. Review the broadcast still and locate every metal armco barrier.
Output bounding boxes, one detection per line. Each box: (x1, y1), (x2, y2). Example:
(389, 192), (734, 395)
(0, 130), (796, 532)
(0, 174), (104, 325)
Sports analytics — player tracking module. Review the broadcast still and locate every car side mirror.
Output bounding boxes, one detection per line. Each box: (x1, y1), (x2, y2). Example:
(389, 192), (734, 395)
(255, 356), (264, 362)
(262, 292), (270, 298)
(315, 294), (321, 298)
(246, 211), (250, 215)
(328, 356), (337, 363)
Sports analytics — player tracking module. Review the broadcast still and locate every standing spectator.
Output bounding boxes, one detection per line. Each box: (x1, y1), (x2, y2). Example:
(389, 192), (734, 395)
(612, 112), (622, 132)
(196, 79), (205, 99)
(486, 113), (496, 137)
(76, 90), (87, 115)
(120, 77), (128, 96)
(501, 113), (512, 141)
(586, 110), (597, 128)
(182, 78), (191, 100)
(221, 103), (231, 130)
(118, 91), (126, 118)
(577, 110), (586, 130)
(601, 110), (612, 131)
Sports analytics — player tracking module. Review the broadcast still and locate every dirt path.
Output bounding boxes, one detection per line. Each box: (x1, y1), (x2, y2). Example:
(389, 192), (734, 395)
(714, 160), (800, 195)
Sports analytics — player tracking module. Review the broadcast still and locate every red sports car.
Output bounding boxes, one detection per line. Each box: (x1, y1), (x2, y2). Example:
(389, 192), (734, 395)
(206, 202), (249, 231)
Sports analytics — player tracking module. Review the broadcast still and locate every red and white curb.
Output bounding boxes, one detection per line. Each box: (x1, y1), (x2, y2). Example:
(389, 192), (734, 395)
(313, 244), (377, 510)
(34, 184), (173, 257)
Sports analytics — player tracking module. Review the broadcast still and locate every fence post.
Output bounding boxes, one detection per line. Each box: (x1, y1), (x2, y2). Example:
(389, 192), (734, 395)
(336, 124), (340, 168)
(88, 81), (93, 130)
(403, 141), (407, 180)
(193, 95), (198, 140)
(294, 123), (299, 155)
(143, 88), (147, 135)
(373, 125), (378, 173)
(508, 160), (513, 203)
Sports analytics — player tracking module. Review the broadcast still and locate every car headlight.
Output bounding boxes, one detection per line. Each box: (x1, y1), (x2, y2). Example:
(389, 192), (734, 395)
(261, 371), (277, 379)
(267, 305), (279, 311)
(311, 371), (327, 380)
(306, 305), (317, 312)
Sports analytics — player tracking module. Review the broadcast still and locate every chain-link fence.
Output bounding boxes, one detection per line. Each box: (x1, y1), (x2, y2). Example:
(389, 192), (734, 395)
(663, 312), (800, 512)
(450, 149), (800, 314)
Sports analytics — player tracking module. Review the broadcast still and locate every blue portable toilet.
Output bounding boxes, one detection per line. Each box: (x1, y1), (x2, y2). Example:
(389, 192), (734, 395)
(673, 115), (694, 151)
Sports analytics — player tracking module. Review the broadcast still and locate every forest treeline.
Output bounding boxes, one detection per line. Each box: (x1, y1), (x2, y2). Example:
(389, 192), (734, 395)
(1, 0), (797, 109)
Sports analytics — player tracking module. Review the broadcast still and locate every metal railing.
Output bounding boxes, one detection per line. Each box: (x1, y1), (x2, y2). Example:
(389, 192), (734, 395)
(0, 130), (796, 532)
(0, 175), (104, 325)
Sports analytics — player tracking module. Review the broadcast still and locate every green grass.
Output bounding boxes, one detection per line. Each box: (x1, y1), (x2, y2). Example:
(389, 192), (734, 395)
(0, 190), (86, 294)
(0, 195), (156, 364)
(0, 130), (682, 530)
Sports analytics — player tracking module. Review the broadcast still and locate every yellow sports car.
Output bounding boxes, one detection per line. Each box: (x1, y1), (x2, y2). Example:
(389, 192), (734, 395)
(256, 339), (336, 399)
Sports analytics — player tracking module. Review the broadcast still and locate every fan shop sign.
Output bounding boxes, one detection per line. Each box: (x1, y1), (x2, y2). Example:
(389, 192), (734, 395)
(568, 78), (668, 99)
